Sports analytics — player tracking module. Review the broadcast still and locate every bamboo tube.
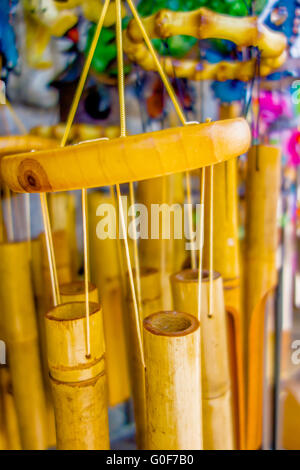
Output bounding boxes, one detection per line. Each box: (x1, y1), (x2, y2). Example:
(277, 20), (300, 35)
(40, 229), (72, 312)
(0, 241), (48, 449)
(171, 269), (234, 449)
(1, 119), (251, 193)
(88, 190), (130, 407)
(143, 311), (202, 450)
(0, 366), (21, 450)
(45, 301), (110, 450)
(60, 281), (98, 303)
(31, 237), (56, 448)
(125, 267), (162, 449)
(202, 102), (245, 449)
(126, 8), (286, 59)
(282, 377), (300, 450)
(244, 145), (281, 450)
(49, 192), (78, 278)
(137, 174), (185, 309)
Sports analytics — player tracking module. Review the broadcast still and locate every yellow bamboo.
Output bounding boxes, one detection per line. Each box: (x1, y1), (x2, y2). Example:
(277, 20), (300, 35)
(245, 145), (281, 450)
(171, 269), (234, 449)
(1, 119), (251, 193)
(143, 311), (202, 450)
(202, 102), (245, 449)
(60, 281), (98, 303)
(49, 192), (78, 278)
(282, 377), (300, 450)
(0, 241), (48, 449)
(88, 190), (130, 407)
(126, 8), (286, 59)
(45, 301), (110, 450)
(125, 267), (162, 449)
(137, 174), (185, 309)
(0, 366), (22, 450)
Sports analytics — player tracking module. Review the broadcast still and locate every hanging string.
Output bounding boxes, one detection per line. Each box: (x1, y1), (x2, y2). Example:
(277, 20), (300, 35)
(60, 0), (111, 357)
(197, 167), (205, 322)
(40, 192), (60, 305)
(115, 0), (144, 364)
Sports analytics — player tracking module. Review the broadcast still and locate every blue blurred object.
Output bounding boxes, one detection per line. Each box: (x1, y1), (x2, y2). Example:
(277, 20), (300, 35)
(211, 79), (246, 103)
(0, 0), (18, 71)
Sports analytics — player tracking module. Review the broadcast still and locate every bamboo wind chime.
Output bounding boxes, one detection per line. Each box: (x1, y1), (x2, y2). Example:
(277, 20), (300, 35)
(0, 1), (257, 450)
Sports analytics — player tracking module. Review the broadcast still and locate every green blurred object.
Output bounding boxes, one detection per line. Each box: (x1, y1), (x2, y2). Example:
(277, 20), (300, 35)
(85, 25), (117, 74)
(85, 0), (262, 75)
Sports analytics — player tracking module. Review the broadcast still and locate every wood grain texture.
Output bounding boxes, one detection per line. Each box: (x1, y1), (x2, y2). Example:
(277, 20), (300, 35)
(144, 311), (202, 450)
(1, 119), (251, 193)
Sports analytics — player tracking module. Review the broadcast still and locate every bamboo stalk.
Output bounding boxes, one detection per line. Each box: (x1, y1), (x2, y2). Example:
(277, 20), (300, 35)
(137, 174), (185, 310)
(48, 192), (78, 278)
(45, 301), (110, 450)
(60, 281), (98, 303)
(0, 241), (48, 449)
(125, 267), (162, 449)
(171, 268), (235, 449)
(244, 145), (281, 450)
(143, 311), (202, 450)
(202, 102), (245, 449)
(32, 230), (73, 449)
(88, 190), (130, 407)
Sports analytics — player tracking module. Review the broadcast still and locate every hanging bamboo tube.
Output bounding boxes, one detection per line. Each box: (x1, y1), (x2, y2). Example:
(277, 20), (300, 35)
(40, 229), (72, 312)
(34, 230), (72, 447)
(0, 241), (48, 449)
(203, 103), (245, 449)
(125, 266), (162, 449)
(45, 301), (110, 450)
(171, 269), (235, 449)
(88, 190), (130, 407)
(60, 281), (98, 303)
(48, 192), (78, 278)
(0, 366), (21, 450)
(143, 311), (202, 450)
(245, 145), (281, 450)
(137, 174), (185, 309)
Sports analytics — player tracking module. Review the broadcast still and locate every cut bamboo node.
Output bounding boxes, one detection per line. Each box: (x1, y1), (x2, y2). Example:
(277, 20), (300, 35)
(45, 301), (110, 450)
(45, 302), (104, 383)
(143, 311), (202, 450)
(144, 310), (199, 336)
